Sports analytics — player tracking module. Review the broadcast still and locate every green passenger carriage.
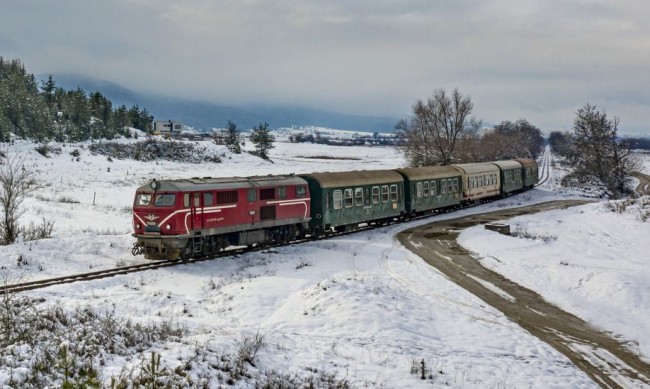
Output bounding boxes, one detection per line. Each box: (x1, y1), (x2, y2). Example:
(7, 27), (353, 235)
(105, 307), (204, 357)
(395, 166), (463, 215)
(491, 160), (524, 195)
(299, 170), (405, 234)
(515, 159), (539, 188)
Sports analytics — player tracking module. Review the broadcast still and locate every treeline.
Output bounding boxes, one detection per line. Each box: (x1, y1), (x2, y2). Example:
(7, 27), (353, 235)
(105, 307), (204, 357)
(0, 57), (153, 143)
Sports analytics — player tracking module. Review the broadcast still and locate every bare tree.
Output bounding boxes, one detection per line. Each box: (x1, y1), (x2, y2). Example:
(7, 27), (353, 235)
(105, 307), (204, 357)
(399, 88), (478, 166)
(0, 154), (37, 245)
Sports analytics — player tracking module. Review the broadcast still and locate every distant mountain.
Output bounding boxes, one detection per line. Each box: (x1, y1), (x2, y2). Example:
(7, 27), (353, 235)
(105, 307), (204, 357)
(43, 74), (399, 132)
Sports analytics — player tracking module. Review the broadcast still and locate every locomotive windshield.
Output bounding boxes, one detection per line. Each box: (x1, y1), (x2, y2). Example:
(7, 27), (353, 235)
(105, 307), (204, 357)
(134, 193), (175, 206)
(135, 193), (151, 206)
(154, 193), (176, 206)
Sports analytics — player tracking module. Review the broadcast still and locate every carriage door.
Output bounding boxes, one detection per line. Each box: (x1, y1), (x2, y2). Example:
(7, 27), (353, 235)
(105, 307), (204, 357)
(191, 192), (203, 231)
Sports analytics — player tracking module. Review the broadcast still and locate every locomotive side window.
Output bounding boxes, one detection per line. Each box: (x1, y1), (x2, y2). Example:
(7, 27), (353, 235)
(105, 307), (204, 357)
(247, 189), (256, 202)
(194, 193), (200, 207)
(354, 188), (363, 206)
(184, 193), (190, 208)
(278, 187), (287, 200)
(296, 186), (306, 198)
(154, 193), (175, 206)
(217, 191), (238, 204)
(333, 190), (343, 210)
(381, 185), (389, 203)
(136, 193), (151, 206)
(343, 189), (353, 208)
(260, 188), (275, 200)
(204, 192), (213, 206)
(390, 185), (398, 201)
(416, 182), (423, 199)
(372, 186), (380, 204)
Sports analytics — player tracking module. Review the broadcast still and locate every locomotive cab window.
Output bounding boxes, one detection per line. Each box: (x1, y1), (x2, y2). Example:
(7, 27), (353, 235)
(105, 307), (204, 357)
(247, 189), (256, 202)
(204, 192), (213, 206)
(155, 193), (176, 207)
(136, 193), (152, 206)
(296, 186), (306, 198)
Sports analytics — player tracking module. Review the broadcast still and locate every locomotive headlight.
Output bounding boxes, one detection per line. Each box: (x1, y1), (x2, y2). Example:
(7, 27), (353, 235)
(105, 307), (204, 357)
(136, 223), (141, 229)
(166, 224), (172, 230)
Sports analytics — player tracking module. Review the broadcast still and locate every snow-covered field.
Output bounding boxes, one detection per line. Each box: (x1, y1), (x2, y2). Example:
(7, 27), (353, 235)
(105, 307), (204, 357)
(0, 134), (648, 387)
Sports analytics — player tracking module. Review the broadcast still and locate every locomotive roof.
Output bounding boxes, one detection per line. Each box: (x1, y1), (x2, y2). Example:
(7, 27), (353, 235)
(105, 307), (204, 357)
(394, 166), (462, 180)
(136, 175), (307, 192)
(490, 160), (522, 170)
(299, 170), (403, 188)
(452, 162), (501, 175)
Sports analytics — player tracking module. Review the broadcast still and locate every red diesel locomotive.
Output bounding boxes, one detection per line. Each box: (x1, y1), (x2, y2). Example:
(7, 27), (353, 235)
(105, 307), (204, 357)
(132, 175), (311, 260)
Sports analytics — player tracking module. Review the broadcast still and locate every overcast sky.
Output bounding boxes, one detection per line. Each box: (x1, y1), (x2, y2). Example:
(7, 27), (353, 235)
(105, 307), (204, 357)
(1, 0), (649, 135)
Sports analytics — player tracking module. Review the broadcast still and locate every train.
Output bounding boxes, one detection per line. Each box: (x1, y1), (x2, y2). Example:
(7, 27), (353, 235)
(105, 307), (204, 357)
(131, 159), (538, 260)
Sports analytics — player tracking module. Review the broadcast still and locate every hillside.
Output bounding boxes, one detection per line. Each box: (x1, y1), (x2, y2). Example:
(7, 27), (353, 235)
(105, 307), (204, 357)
(0, 135), (648, 387)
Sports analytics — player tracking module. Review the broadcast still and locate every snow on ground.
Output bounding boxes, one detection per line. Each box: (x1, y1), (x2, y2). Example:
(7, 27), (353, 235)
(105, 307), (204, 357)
(2, 134), (643, 387)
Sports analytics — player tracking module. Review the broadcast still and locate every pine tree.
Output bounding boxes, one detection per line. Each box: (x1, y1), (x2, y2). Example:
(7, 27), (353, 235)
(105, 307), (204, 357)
(250, 122), (275, 159)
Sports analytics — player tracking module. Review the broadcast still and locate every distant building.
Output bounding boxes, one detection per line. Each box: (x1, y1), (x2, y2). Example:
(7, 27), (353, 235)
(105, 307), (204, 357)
(153, 120), (183, 135)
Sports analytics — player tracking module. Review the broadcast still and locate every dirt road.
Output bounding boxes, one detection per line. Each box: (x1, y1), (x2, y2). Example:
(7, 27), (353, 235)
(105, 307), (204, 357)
(398, 200), (650, 388)
(632, 171), (650, 196)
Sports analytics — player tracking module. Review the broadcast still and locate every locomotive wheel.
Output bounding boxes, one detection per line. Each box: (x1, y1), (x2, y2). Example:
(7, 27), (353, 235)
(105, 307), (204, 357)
(165, 248), (182, 261)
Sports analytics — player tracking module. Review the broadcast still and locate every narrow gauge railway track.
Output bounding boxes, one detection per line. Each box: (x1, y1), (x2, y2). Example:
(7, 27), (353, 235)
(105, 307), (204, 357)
(535, 146), (551, 187)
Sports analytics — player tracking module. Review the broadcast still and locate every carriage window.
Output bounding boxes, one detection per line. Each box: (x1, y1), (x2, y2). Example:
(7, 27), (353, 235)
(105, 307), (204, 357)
(423, 181), (430, 197)
(333, 190), (343, 210)
(344, 189), (353, 208)
(260, 188), (275, 200)
(154, 193), (175, 206)
(296, 186), (306, 198)
(278, 187), (287, 200)
(390, 185), (398, 201)
(416, 182), (423, 199)
(184, 193), (190, 208)
(203, 192), (213, 206)
(354, 188), (363, 206)
(441, 179), (447, 194)
(372, 186), (380, 204)
(448, 180), (453, 194)
(431, 181), (437, 196)
(247, 189), (256, 202)
(453, 178), (459, 193)
(217, 190), (238, 204)
(381, 185), (389, 202)
(136, 193), (152, 206)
